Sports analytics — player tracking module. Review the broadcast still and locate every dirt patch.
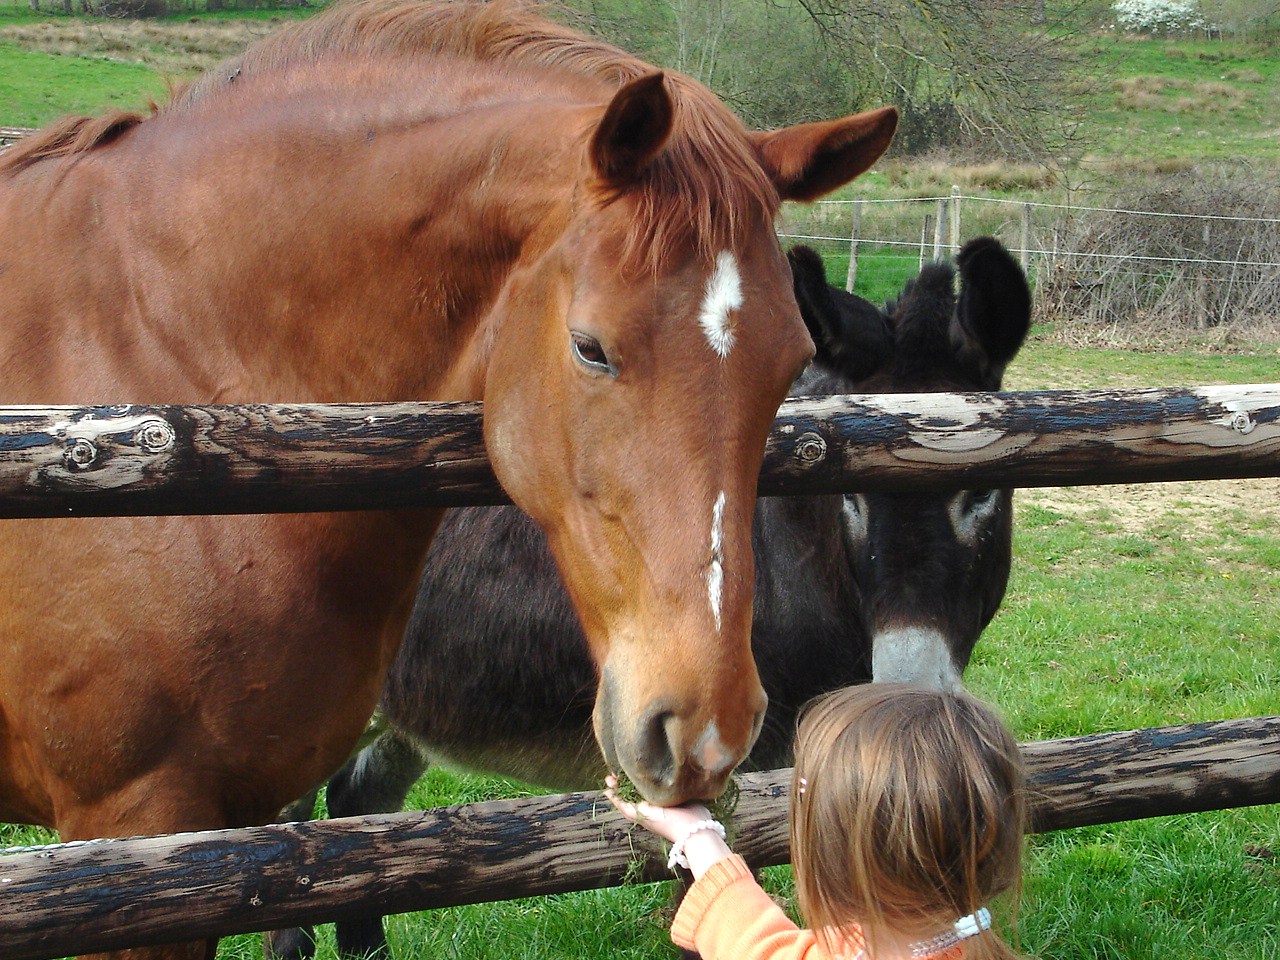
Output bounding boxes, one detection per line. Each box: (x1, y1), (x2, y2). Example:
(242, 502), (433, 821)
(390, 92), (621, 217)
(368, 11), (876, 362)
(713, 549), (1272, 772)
(1018, 477), (1280, 538)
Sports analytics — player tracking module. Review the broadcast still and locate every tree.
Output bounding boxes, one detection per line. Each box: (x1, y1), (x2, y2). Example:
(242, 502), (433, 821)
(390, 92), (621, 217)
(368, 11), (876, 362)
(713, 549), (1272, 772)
(1200, 0), (1280, 34)
(567, 0), (1086, 159)
(566, 0), (870, 127)
(1112, 0), (1208, 33)
(789, 0), (1091, 159)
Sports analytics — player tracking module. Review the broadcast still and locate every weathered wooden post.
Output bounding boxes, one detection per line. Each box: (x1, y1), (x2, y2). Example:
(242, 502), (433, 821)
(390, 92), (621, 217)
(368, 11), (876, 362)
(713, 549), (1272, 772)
(1, 716), (1277, 960)
(845, 200), (864, 293)
(0, 386), (1277, 517)
(932, 198), (948, 260)
(949, 184), (962, 253)
(1020, 202), (1033, 273)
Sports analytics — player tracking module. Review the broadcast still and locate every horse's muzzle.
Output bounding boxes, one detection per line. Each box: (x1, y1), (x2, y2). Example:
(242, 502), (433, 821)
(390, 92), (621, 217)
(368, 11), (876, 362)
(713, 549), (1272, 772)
(596, 683), (767, 805)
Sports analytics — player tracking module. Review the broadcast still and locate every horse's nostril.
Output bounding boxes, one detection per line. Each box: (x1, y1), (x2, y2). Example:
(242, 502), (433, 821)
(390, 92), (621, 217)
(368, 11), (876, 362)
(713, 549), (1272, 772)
(636, 708), (677, 788)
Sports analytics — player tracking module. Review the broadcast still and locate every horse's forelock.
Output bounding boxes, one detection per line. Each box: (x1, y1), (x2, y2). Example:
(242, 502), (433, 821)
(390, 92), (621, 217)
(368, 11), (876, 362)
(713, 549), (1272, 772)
(604, 81), (780, 274)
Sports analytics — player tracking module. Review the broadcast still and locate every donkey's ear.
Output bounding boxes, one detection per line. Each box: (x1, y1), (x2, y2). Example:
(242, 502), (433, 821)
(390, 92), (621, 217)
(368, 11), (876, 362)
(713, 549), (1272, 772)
(951, 236), (1032, 389)
(788, 245), (891, 384)
(590, 72), (674, 187)
(753, 106), (898, 202)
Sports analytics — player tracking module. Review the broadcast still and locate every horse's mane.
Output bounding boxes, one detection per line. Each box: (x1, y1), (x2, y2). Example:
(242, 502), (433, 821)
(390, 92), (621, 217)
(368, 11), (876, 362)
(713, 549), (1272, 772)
(5, 0), (779, 271)
(0, 108), (148, 176)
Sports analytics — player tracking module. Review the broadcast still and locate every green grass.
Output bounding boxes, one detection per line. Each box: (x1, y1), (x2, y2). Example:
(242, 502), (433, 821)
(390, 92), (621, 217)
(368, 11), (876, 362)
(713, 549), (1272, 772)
(1075, 34), (1280, 168)
(0, 40), (165, 126)
(1008, 339), (1280, 389)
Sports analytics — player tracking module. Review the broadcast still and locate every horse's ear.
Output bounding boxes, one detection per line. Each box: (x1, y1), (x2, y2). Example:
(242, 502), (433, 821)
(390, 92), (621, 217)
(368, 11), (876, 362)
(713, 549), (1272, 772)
(753, 106), (898, 202)
(950, 236), (1032, 389)
(590, 72), (674, 186)
(788, 245), (891, 384)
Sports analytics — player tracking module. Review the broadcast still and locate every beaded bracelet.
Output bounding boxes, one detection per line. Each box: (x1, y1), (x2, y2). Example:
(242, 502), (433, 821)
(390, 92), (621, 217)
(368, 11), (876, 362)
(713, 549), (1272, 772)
(666, 818), (727, 871)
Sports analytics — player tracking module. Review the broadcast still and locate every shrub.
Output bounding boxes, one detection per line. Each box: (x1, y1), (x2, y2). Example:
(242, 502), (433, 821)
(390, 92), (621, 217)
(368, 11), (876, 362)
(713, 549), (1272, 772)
(86, 0), (168, 17)
(1038, 166), (1280, 337)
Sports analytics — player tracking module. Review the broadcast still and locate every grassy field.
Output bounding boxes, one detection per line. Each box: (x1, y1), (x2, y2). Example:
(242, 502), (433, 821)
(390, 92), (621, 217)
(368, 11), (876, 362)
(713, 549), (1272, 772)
(0, 6), (1277, 960)
(0, 39), (165, 125)
(1079, 35), (1280, 169)
(0, 2), (309, 124)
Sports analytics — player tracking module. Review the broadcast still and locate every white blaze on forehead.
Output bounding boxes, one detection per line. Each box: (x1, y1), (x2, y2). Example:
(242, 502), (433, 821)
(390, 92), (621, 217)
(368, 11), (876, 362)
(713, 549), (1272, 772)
(698, 251), (743, 358)
(708, 491), (727, 631)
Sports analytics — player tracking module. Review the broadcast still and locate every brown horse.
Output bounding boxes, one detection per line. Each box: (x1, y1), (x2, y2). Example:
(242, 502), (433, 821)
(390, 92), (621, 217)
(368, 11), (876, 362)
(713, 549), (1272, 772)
(0, 1), (895, 956)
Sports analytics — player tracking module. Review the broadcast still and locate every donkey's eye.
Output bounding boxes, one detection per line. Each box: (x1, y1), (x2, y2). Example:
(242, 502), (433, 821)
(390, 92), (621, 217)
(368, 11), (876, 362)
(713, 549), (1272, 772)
(571, 331), (613, 374)
(966, 489), (998, 511)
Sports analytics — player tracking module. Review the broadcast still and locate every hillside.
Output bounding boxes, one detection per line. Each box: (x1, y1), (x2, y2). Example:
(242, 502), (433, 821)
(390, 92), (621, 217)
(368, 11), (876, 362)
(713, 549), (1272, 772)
(3, 3), (1279, 169)
(2, 3), (1278, 340)
(1080, 34), (1280, 170)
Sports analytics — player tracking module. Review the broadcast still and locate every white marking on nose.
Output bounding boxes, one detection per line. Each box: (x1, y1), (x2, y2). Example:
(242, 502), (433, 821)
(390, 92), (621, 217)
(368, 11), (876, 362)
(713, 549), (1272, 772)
(698, 251), (743, 358)
(708, 491), (726, 632)
(872, 627), (963, 691)
(693, 720), (734, 777)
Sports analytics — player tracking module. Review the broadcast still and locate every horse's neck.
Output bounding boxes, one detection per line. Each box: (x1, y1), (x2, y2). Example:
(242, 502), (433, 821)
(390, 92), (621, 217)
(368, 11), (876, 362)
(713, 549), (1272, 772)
(3, 77), (584, 405)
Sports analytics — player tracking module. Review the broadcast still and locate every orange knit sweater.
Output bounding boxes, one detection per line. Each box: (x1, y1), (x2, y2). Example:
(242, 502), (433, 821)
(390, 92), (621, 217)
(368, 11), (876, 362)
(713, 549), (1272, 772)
(670, 855), (964, 960)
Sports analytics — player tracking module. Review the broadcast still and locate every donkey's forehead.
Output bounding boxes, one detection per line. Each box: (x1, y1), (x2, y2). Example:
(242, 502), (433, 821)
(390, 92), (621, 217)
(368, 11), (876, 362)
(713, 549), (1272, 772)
(888, 265), (957, 335)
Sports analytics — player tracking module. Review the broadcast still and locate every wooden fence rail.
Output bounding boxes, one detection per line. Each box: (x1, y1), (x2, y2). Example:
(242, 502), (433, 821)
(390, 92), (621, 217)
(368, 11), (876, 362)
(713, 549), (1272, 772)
(1, 383), (1277, 517)
(0, 715), (1277, 960)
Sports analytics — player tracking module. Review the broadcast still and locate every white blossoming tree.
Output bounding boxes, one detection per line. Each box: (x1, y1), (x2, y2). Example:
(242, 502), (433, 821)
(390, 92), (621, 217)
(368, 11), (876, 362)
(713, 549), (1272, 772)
(1112, 0), (1209, 32)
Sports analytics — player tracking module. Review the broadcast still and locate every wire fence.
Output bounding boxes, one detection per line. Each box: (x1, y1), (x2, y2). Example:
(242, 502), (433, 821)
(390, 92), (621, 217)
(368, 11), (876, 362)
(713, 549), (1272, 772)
(781, 189), (1280, 335)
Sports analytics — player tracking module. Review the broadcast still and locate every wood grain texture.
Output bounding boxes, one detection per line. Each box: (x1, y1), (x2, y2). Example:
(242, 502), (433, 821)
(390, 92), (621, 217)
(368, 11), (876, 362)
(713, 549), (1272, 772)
(0, 385), (1276, 517)
(0, 716), (1276, 960)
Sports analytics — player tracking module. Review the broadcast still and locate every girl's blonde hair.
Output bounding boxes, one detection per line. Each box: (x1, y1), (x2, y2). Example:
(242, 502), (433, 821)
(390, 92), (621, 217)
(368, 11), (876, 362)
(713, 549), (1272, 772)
(790, 683), (1026, 960)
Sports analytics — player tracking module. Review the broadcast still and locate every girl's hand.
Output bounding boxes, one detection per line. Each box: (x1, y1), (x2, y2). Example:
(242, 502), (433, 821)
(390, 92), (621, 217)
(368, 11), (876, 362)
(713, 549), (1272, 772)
(603, 774), (714, 842)
(604, 775), (733, 878)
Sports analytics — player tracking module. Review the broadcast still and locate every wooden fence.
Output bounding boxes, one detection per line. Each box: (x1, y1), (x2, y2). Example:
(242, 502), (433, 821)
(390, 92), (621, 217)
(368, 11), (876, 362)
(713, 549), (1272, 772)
(0, 383), (1278, 958)
(1, 384), (1277, 516)
(0, 716), (1278, 960)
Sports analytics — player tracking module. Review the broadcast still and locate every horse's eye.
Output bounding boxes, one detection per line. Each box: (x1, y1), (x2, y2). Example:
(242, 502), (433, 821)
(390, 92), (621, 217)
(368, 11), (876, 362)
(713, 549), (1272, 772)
(571, 331), (613, 374)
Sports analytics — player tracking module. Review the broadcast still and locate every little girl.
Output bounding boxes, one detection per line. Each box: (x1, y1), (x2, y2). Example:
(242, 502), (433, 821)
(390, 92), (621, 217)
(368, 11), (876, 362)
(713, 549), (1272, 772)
(605, 683), (1028, 960)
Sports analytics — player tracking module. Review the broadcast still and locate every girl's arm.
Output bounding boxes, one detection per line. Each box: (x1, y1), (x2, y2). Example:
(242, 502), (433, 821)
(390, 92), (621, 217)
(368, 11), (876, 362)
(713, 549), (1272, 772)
(604, 777), (829, 960)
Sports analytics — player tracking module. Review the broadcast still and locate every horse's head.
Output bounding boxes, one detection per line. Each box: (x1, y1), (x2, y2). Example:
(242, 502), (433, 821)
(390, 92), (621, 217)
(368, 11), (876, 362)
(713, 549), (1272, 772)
(483, 74), (896, 803)
(788, 238), (1031, 691)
